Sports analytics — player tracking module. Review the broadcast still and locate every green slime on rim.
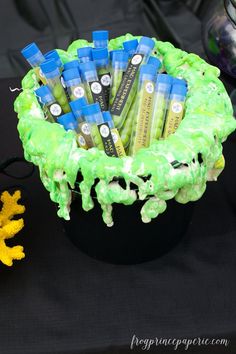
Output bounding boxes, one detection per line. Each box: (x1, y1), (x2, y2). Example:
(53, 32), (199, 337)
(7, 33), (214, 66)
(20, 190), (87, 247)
(14, 34), (236, 226)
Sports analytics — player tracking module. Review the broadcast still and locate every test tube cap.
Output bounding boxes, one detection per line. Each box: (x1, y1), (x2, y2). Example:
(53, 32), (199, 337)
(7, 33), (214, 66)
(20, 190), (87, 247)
(171, 84), (187, 96)
(92, 30), (109, 41)
(77, 46), (93, 60)
(147, 56), (161, 71)
(112, 51), (129, 63)
(63, 68), (81, 81)
(138, 36), (155, 50)
(40, 58), (58, 74)
(102, 111), (112, 122)
(172, 77), (187, 86)
(123, 39), (138, 53)
(156, 74), (173, 85)
(69, 97), (87, 113)
(21, 42), (40, 59)
(140, 64), (157, 78)
(64, 60), (80, 71)
(82, 102), (101, 116)
(92, 47), (109, 60)
(57, 112), (77, 131)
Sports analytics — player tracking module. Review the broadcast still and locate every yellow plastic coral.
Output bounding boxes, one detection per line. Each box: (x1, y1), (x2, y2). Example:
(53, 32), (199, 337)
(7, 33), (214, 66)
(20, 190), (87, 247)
(0, 190), (25, 266)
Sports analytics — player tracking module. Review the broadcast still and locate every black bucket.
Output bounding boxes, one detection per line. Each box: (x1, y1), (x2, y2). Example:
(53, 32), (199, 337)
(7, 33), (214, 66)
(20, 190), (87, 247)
(63, 191), (194, 265)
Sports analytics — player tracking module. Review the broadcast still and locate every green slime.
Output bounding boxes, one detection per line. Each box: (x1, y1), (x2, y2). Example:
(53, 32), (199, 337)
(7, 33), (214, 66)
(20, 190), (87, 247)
(14, 35), (236, 226)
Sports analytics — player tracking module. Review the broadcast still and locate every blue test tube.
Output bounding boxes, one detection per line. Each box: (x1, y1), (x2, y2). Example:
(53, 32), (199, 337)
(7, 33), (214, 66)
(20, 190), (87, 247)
(92, 47), (110, 106)
(77, 47), (93, 63)
(81, 103), (104, 150)
(109, 51), (129, 106)
(92, 30), (109, 48)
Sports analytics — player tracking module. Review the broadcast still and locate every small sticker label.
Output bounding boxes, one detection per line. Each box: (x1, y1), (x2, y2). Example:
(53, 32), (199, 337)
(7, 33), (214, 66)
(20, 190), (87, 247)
(78, 122), (94, 148)
(49, 103), (63, 118)
(111, 131), (118, 144)
(99, 72), (111, 107)
(77, 134), (88, 149)
(97, 122), (118, 157)
(73, 86), (85, 98)
(145, 82), (154, 94)
(110, 53), (144, 116)
(81, 122), (90, 135)
(172, 102), (182, 114)
(89, 81), (107, 110)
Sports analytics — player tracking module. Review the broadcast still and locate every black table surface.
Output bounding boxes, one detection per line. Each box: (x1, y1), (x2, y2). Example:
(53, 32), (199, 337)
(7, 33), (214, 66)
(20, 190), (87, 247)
(0, 77), (236, 354)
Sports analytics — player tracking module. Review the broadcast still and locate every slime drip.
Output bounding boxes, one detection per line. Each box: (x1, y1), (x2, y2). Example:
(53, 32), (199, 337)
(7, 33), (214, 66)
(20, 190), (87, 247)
(14, 35), (236, 225)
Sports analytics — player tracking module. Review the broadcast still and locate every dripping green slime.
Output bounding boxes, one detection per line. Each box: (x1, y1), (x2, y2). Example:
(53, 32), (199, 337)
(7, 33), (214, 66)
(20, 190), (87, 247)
(14, 34), (236, 226)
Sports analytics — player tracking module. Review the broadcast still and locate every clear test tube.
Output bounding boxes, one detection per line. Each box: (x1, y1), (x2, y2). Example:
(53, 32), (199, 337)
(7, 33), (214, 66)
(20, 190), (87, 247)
(149, 74), (172, 143)
(79, 61), (107, 111)
(128, 64), (157, 156)
(102, 111), (126, 157)
(81, 103), (105, 151)
(110, 36), (155, 129)
(109, 51), (129, 107)
(63, 68), (87, 101)
(92, 47), (111, 107)
(162, 84), (187, 138)
(92, 30), (109, 48)
(70, 97), (94, 149)
(77, 47), (93, 63)
(34, 85), (64, 122)
(123, 38), (138, 58)
(21, 42), (47, 84)
(40, 59), (71, 113)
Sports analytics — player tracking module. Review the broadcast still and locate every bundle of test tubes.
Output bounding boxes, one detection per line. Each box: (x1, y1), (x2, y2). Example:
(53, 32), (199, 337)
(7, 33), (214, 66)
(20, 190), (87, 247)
(21, 30), (188, 158)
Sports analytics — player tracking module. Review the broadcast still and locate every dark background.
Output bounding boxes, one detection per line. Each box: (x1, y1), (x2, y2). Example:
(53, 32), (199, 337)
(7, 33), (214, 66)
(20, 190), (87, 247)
(0, 1), (236, 353)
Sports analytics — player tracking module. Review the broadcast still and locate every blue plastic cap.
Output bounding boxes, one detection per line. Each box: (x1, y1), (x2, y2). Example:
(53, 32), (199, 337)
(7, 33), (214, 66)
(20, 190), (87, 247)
(21, 42), (40, 59)
(172, 77), (187, 86)
(139, 64), (157, 78)
(112, 51), (129, 63)
(63, 60), (80, 71)
(79, 61), (96, 73)
(77, 46), (92, 59)
(40, 59), (58, 74)
(171, 84), (187, 96)
(69, 97), (87, 113)
(156, 74), (173, 85)
(92, 30), (109, 41)
(92, 47), (108, 60)
(138, 36), (155, 50)
(57, 113), (77, 130)
(63, 68), (81, 82)
(82, 103), (101, 116)
(123, 39), (138, 52)
(102, 111), (112, 122)
(147, 56), (161, 70)
(34, 85), (51, 98)
(109, 49), (124, 60)
(45, 50), (60, 61)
